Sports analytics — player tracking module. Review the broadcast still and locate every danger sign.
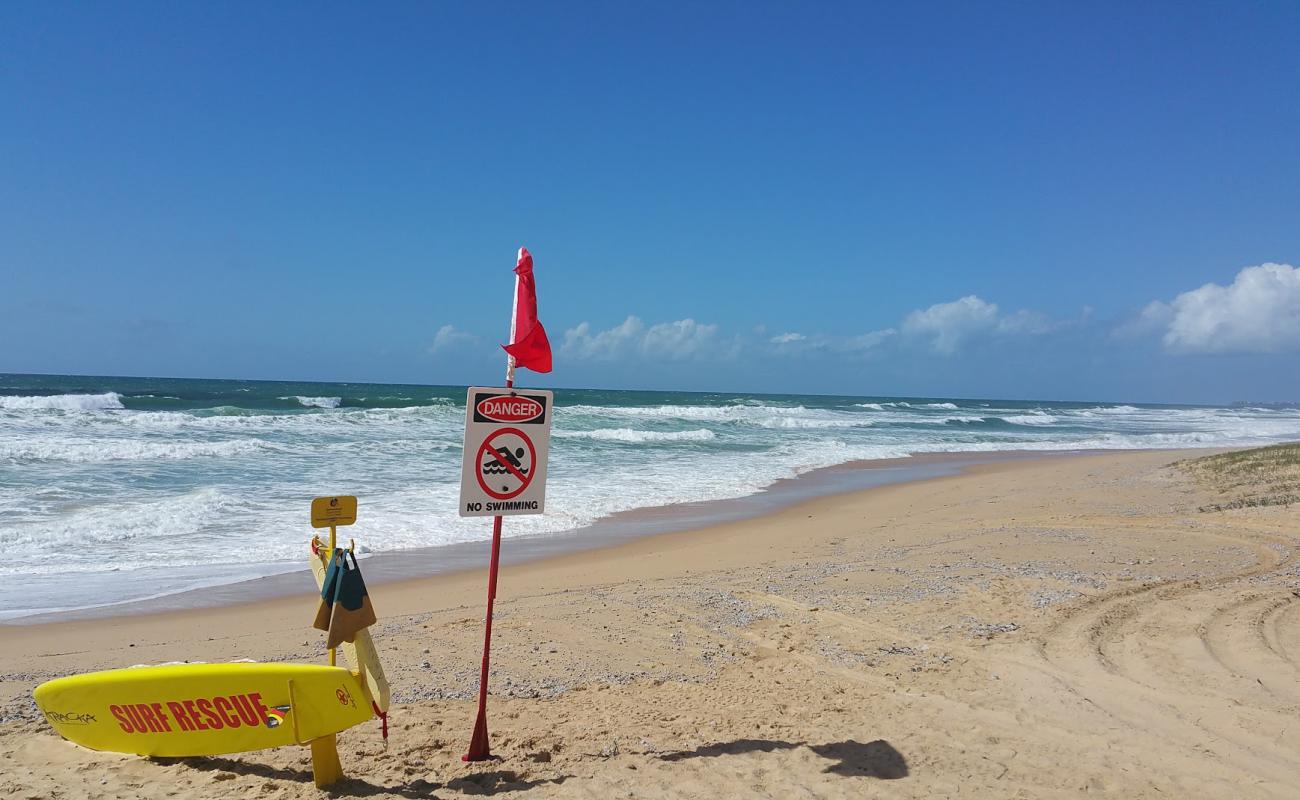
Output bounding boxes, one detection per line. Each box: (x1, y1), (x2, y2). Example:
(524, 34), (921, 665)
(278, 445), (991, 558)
(460, 387), (552, 516)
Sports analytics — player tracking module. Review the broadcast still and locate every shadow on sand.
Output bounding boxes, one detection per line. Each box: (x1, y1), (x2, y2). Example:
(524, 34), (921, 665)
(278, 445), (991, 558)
(658, 737), (908, 779)
(157, 737), (903, 795)
(170, 756), (568, 797)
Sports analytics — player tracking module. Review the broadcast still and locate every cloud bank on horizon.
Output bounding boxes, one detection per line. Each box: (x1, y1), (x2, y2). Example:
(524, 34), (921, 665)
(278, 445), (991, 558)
(524, 263), (1297, 366)
(560, 317), (736, 363)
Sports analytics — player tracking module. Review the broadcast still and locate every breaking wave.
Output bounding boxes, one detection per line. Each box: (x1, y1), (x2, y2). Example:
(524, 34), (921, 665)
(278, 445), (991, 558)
(555, 428), (717, 443)
(284, 396), (342, 409)
(0, 392), (124, 411)
(1002, 414), (1057, 426)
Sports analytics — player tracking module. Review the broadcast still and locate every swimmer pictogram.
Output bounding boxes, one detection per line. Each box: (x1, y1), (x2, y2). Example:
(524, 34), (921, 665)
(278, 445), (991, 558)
(482, 446), (527, 476)
(474, 428), (536, 500)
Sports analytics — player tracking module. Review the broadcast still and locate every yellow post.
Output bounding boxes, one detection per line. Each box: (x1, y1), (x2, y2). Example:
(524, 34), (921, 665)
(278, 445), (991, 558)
(307, 496), (359, 788)
(310, 734), (344, 788)
(328, 523), (337, 668)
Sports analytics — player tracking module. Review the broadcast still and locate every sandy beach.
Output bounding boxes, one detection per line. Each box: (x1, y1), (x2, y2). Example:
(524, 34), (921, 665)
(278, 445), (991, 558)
(4, 447), (1300, 798)
(8, 3), (1298, 796)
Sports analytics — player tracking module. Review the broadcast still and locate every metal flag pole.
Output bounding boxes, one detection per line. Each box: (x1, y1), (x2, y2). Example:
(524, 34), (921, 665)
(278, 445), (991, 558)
(463, 257), (521, 762)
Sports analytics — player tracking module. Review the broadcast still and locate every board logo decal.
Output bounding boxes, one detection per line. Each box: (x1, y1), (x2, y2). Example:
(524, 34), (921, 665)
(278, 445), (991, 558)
(264, 705), (291, 728)
(44, 710), (96, 726)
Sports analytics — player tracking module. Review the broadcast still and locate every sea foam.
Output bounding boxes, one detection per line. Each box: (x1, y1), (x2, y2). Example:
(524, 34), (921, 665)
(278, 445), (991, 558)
(0, 438), (271, 464)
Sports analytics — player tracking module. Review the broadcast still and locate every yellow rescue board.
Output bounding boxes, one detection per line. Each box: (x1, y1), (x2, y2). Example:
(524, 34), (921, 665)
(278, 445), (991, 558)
(34, 662), (373, 756)
(311, 547), (390, 713)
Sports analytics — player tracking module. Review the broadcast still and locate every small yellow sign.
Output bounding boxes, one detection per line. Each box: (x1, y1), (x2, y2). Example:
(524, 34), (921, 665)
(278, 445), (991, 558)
(311, 496), (357, 528)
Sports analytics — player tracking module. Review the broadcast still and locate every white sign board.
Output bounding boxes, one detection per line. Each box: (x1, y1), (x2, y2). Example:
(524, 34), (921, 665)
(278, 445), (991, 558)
(459, 387), (553, 516)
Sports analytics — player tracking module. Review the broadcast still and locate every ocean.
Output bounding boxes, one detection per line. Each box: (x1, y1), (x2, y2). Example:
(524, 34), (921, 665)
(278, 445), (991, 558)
(4, 373), (1300, 622)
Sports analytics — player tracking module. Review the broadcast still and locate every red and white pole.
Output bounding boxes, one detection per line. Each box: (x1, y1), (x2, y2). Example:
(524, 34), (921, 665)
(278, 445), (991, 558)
(463, 260), (522, 762)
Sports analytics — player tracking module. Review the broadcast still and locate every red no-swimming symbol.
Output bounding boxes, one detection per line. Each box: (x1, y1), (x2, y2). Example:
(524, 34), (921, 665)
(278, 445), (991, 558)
(475, 427), (537, 500)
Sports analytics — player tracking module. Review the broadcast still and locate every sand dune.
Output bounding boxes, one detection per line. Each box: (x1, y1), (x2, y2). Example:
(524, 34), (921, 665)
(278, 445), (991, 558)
(3, 448), (1299, 798)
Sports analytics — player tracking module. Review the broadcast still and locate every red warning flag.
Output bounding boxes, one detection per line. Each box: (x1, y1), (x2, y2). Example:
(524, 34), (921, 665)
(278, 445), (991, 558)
(501, 247), (553, 374)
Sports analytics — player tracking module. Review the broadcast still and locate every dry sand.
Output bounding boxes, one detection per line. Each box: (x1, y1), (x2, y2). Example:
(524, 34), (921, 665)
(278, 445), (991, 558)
(3, 448), (1299, 798)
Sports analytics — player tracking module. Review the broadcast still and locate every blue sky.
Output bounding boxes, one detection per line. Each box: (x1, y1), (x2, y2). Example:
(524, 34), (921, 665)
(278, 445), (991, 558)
(2, 2), (1298, 403)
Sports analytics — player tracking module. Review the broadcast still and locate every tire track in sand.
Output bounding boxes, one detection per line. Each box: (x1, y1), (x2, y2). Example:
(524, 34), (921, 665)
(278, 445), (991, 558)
(1034, 520), (1300, 795)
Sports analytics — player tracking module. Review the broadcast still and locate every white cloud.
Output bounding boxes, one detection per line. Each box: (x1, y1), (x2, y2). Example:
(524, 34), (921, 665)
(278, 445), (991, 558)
(1140, 263), (1300, 354)
(428, 324), (476, 353)
(902, 296), (998, 355)
(1111, 302), (1169, 342)
(563, 316), (731, 362)
(900, 295), (1057, 355)
(565, 294), (1058, 366)
(845, 328), (897, 352)
(562, 317), (645, 361)
(996, 309), (1053, 335)
(766, 328), (894, 357)
(643, 319), (725, 360)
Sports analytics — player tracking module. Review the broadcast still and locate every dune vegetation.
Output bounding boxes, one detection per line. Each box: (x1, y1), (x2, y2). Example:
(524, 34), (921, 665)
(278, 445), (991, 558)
(1179, 442), (1300, 511)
